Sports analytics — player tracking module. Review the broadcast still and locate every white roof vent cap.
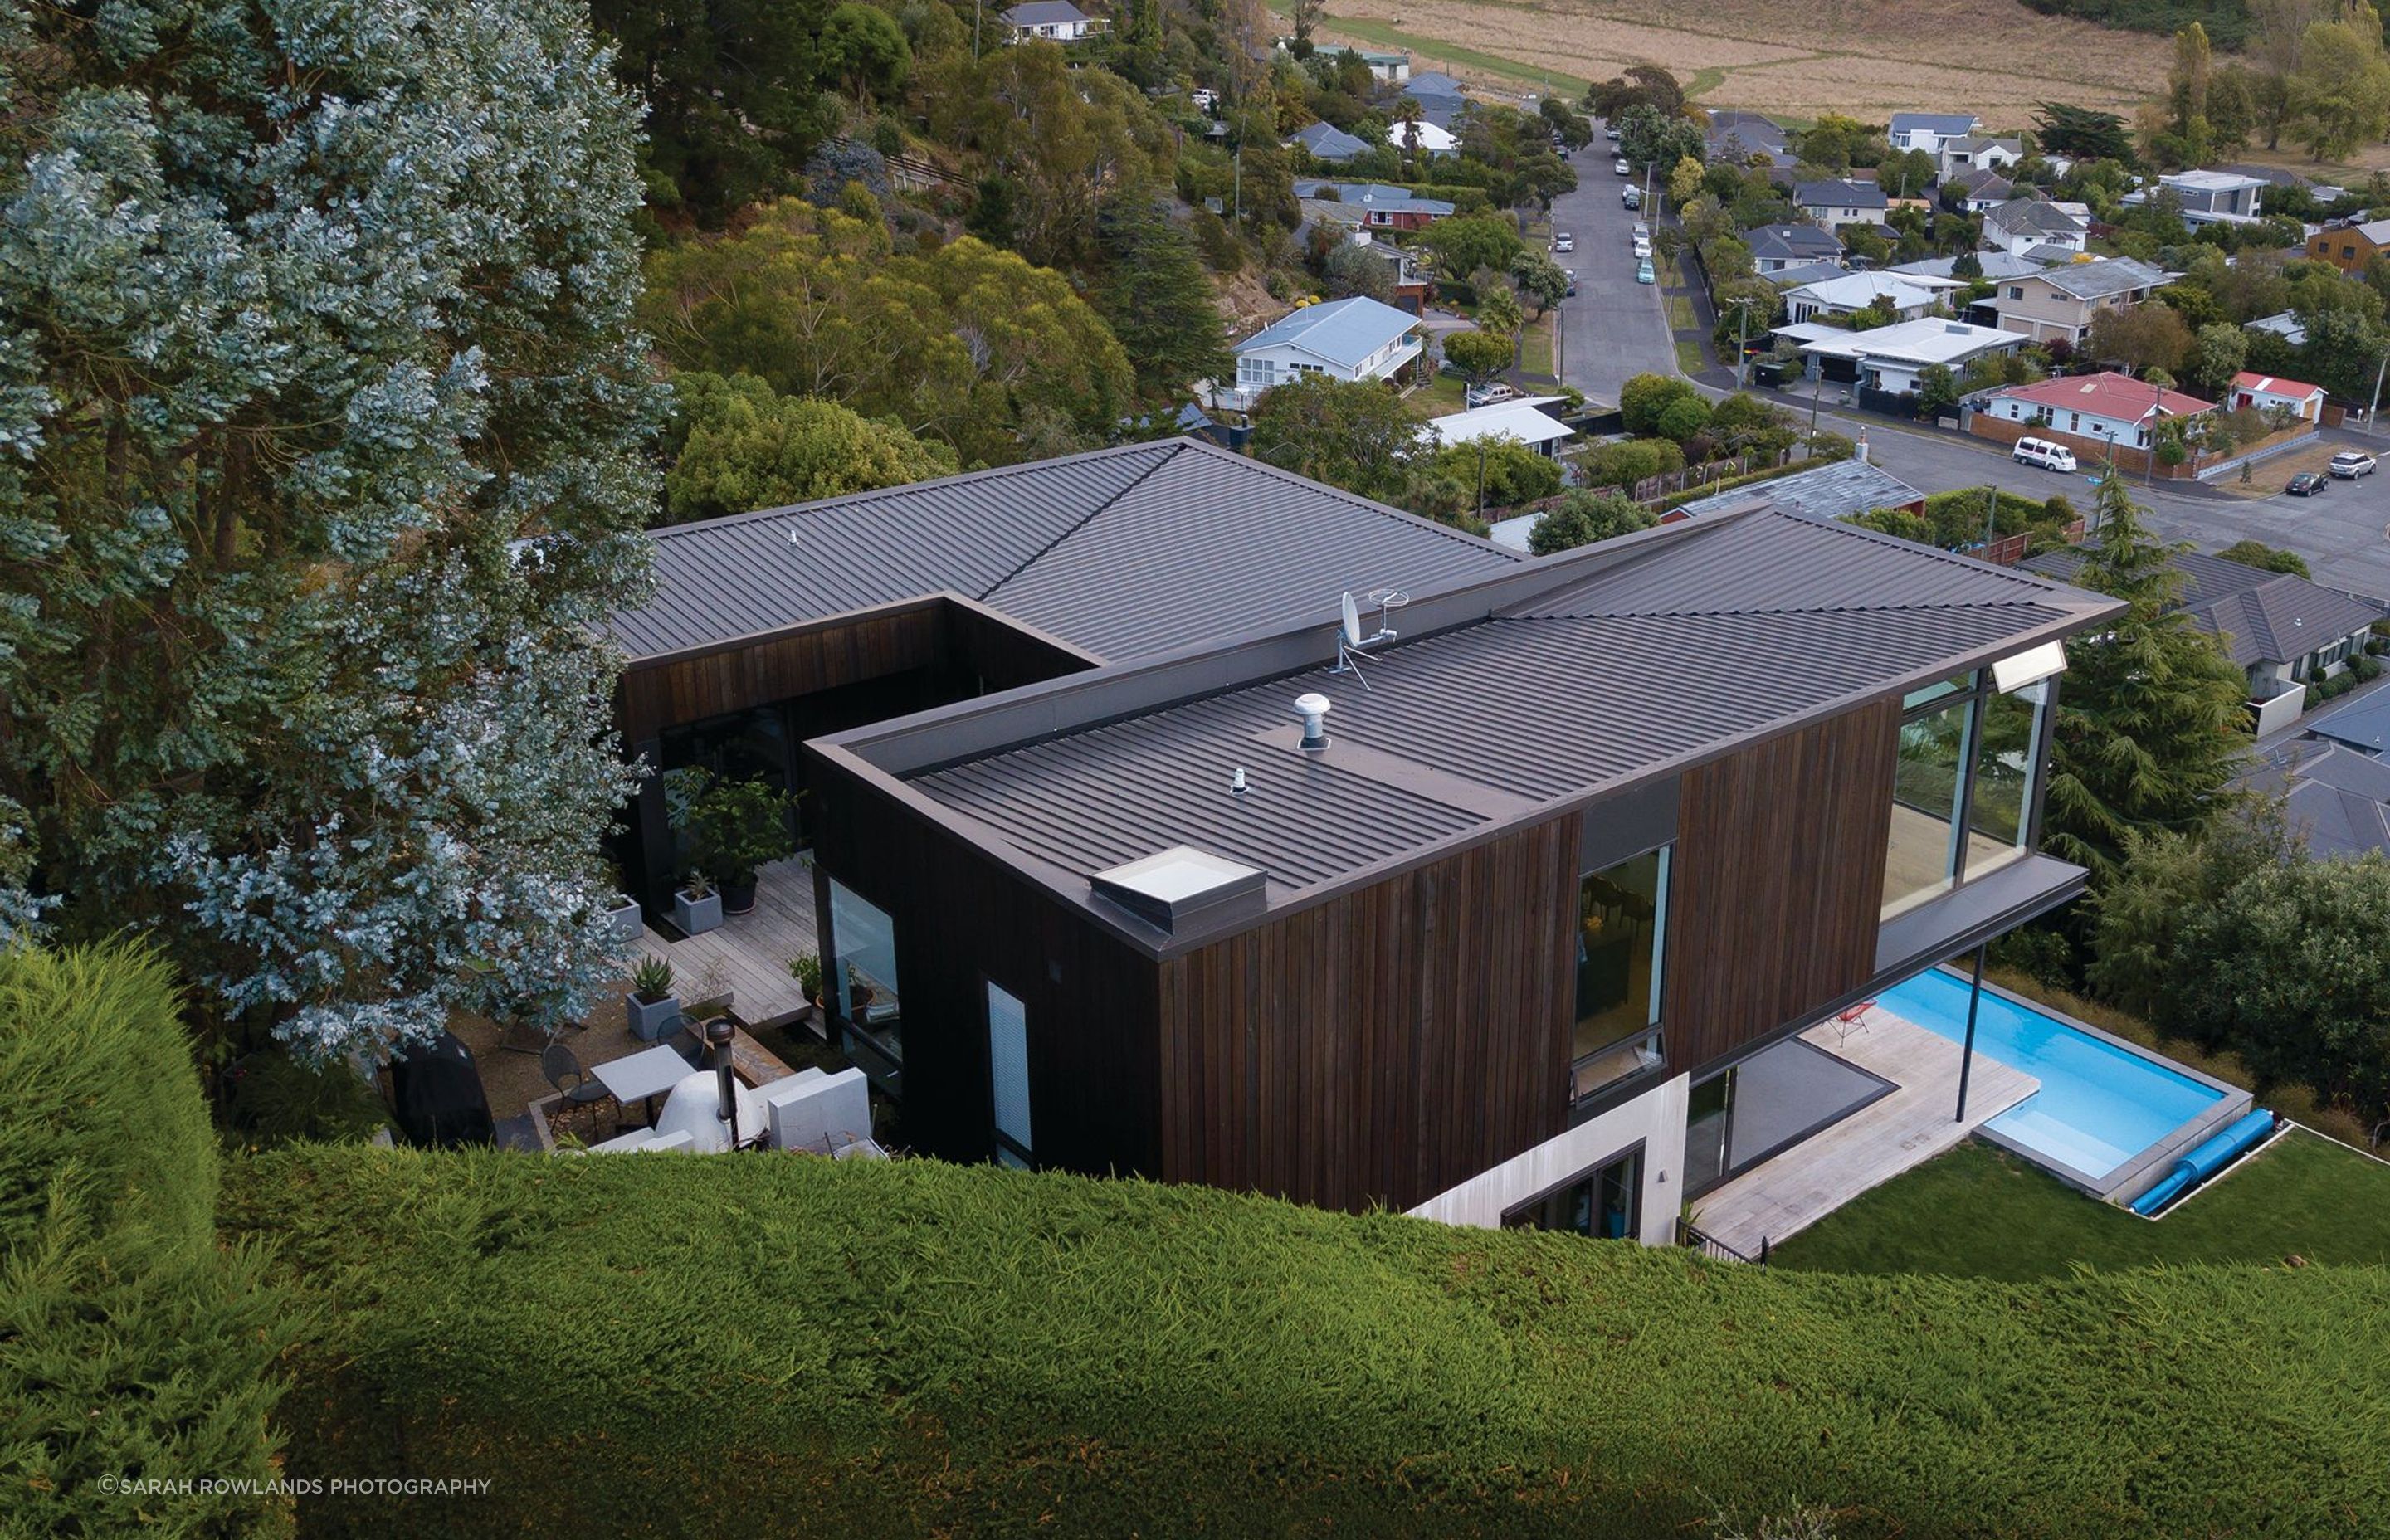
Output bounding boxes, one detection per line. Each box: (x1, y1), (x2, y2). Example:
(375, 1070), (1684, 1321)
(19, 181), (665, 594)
(1294, 692), (1332, 750)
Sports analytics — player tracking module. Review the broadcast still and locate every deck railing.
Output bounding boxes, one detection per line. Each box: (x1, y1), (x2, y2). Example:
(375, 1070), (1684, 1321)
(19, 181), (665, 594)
(1679, 1216), (1768, 1266)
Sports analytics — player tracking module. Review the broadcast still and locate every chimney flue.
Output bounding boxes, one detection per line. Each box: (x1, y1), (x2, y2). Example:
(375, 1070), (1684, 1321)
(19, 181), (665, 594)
(1294, 692), (1332, 751)
(708, 1017), (739, 1143)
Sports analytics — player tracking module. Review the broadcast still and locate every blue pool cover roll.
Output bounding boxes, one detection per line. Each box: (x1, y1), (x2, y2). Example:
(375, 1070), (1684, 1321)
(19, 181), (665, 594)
(2129, 1109), (2277, 1216)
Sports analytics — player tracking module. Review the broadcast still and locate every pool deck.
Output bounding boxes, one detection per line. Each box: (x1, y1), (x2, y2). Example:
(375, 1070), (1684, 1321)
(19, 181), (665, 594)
(1695, 1007), (2039, 1259)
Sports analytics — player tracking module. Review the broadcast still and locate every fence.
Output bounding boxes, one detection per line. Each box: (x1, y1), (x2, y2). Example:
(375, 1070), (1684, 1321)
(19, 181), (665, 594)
(826, 136), (967, 192)
(1679, 1216), (1768, 1265)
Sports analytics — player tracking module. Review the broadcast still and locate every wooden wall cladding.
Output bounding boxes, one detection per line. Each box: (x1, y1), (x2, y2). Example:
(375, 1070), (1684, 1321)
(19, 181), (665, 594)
(618, 602), (948, 743)
(1155, 813), (1583, 1214)
(1663, 700), (1899, 1076)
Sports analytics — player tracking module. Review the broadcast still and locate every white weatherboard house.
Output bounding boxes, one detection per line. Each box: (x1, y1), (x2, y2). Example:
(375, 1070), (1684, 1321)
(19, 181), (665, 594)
(1383, 117), (1459, 158)
(1002, 1), (1101, 41)
(1421, 397), (1575, 458)
(1888, 112), (1982, 155)
(1223, 296), (1422, 411)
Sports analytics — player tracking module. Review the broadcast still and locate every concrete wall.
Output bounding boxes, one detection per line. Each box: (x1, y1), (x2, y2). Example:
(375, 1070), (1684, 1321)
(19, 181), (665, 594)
(2251, 685), (2306, 737)
(1406, 1074), (1690, 1247)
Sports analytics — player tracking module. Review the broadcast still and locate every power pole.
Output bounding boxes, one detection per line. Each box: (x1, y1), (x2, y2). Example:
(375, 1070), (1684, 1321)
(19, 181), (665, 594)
(1981, 483), (1998, 557)
(1733, 299), (1749, 390)
(1475, 440), (1489, 524)
(2369, 344), (2389, 434)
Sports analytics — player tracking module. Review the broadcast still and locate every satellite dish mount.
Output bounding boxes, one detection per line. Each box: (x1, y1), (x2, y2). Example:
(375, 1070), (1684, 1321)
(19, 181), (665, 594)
(1329, 588), (1407, 687)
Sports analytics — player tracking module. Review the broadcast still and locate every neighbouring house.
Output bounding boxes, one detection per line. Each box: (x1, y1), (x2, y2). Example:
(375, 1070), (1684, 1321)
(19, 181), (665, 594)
(2304, 685), (2390, 757)
(1944, 168), (2014, 214)
(1892, 250), (2047, 283)
(1795, 178), (1890, 228)
(1382, 116), (1459, 158)
(2305, 217), (2390, 275)
(1706, 110), (1796, 170)
(1888, 111), (1983, 155)
(2228, 370), (2327, 423)
(1291, 180), (1454, 231)
(1970, 372), (2212, 469)
(2025, 546), (2382, 729)
(1783, 271), (1963, 325)
(1227, 295), (1424, 409)
(800, 490), (2118, 1235)
(1746, 223), (1844, 274)
(2246, 310), (2309, 347)
(1935, 134), (2021, 182)
(1660, 458), (1926, 526)
(1400, 71), (1469, 129)
(1289, 121), (1371, 164)
(1783, 316), (2029, 397)
(1763, 260), (1851, 291)
(1314, 231), (1434, 314)
(1980, 197), (2089, 258)
(1002, 0), (1104, 42)
(1354, 49), (1411, 83)
(2243, 736), (2390, 860)
(1421, 396), (1576, 458)
(2156, 168), (2267, 225)
(1983, 256), (2174, 346)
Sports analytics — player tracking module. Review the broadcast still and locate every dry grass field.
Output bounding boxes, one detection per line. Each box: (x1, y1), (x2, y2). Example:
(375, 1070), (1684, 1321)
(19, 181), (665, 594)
(1306, 0), (2173, 124)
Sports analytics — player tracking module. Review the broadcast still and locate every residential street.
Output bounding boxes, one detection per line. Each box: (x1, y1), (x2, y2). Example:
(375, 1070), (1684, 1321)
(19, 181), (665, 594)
(1548, 144), (1676, 407)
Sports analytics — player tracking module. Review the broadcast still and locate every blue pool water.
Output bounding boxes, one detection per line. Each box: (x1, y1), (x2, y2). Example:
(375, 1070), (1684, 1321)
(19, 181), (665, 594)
(1875, 968), (2225, 1179)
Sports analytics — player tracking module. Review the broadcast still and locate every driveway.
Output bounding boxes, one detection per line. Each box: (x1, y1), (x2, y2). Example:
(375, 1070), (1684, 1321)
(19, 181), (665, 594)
(1547, 136), (1675, 407)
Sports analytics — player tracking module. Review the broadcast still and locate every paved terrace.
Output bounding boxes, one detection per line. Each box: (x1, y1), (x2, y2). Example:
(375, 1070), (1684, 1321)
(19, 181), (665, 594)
(1696, 1006), (2039, 1258)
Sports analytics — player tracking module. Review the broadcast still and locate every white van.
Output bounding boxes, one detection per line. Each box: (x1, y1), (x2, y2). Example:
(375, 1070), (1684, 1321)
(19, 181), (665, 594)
(2012, 436), (2077, 473)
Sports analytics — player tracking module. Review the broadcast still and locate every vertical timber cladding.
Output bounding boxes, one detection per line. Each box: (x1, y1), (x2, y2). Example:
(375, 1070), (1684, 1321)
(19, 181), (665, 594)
(1157, 812), (1583, 1214)
(1665, 699), (1900, 1074)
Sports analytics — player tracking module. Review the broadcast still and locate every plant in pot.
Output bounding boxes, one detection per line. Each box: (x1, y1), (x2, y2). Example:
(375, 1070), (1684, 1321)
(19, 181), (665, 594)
(627, 957), (681, 1040)
(681, 773), (797, 917)
(601, 855), (642, 946)
(788, 951), (825, 1011)
(671, 870), (724, 936)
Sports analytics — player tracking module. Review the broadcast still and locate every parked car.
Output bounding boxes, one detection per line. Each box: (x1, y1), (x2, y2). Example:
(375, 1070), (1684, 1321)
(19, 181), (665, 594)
(1621, 186), (1641, 209)
(1632, 236), (1652, 259)
(1613, 158), (1631, 176)
(1563, 270), (1578, 297)
(1554, 231), (1574, 253)
(1632, 222), (1650, 240)
(2012, 437), (2077, 473)
(2286, 471), (2329, 496)
(1465, 382), (1519, 408)
(1636, 258), (1656, 285)
(1604, 126), (1622, 141)
(2329, 451), (2378, 479)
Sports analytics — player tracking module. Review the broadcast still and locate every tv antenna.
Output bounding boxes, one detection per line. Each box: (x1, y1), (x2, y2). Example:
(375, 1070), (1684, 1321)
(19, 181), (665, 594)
(1329, 588), (1407, 688)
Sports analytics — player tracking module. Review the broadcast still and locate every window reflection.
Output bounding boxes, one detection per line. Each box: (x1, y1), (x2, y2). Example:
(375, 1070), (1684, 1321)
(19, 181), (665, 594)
(1573, 847), (1666, 1101)
(829, 879), (902, 1065)
(1883, 698), (1972, 918)
(1966, 689), (2041, 879)
(1882, 671), (2053, 918)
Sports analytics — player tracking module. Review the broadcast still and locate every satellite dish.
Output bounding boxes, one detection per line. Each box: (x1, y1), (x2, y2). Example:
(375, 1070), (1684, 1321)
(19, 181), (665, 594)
(1340, 591), (1364, 648)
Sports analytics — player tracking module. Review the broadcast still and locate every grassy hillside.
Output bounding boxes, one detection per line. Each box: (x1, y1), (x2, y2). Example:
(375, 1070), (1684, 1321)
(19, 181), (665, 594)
(225, 1145), (2390, 1539)
(2022, 0), (2250, 48)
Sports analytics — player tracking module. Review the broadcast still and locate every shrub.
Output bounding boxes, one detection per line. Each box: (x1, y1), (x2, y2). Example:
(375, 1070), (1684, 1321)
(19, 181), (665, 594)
(223, 1146), (2390, 1538)
(0, 943), (298, 1538)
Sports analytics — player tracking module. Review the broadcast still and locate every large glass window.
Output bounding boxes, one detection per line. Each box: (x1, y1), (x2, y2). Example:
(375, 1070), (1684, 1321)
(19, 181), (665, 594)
(1572, 847), (1668, 1102)
(987, 981), (1032, 1168)
(1684, 1070), (1733, 1192)
(828, 878), (902, 1064)
(1503, 1148), (1642, 1240)
(1883, 671), (2050, 918)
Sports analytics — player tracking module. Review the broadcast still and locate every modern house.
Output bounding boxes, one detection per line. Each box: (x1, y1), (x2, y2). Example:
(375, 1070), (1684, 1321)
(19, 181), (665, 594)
(1783, 271), (1962, 325)
(1935, 134), (2021, 181)
(602, 440), (1523, 917)
(1226, 296), (1423, 409)
(1382, 116), (1459, 158)
(1888, 112), (1983, 155)
(2157, 168), (2267, 225)
(1980, 198), (2089, 259)
(2305, 217), (2390, 274)
(2025, 546), (2382, 730)
(2228, 370), (2327, 423)
(1783, 316), (2029, 397)
(1421, 396), (1575, 458)
(1289, 121), (1371, 164)
(1971, 372), (2212, 465)
(1661, 458), (1926, 526)
(800, 496), (2119, 1235)
(1984, 256), (2174, 346)
(1795, 179), (1890, 228)
(1292, 180), (1454, 230)
(1746, 223), (1844, 275)
(1002, 0), (1104, 42)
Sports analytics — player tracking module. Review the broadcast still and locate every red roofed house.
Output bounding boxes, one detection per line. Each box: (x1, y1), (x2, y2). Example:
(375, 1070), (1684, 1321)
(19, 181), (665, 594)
(1968, 370), (2214, 476)
(2228, 370), (2327, 424)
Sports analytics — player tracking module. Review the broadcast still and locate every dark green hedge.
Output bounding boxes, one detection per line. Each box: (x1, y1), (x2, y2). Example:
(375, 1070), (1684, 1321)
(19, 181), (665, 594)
(225, 1147), (2390, 1539)
(0, 943), (297, 1539)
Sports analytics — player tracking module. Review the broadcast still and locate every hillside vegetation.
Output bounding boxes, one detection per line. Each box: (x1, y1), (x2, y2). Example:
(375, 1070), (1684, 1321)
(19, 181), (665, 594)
(223, 1144), (2390, 1539)
(2025, 0), (2251, 48)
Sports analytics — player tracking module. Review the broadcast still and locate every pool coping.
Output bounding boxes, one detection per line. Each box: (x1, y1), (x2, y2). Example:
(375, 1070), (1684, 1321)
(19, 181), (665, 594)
(1924, 967), (2253, 1205)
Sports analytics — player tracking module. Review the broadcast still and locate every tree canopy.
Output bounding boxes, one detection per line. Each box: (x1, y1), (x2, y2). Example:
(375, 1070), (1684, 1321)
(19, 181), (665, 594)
(1247, 376), (1421, 505)
(662, 373), (960, 524)
(1528, 490), (1657, 555)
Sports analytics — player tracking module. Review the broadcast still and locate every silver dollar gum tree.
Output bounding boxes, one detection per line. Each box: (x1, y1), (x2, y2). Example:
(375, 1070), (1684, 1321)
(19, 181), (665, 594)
(0, 0), (665, 1056)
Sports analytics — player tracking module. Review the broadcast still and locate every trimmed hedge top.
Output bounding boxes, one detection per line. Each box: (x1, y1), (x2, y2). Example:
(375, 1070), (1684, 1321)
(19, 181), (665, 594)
(226, 1146), (2390, 1539)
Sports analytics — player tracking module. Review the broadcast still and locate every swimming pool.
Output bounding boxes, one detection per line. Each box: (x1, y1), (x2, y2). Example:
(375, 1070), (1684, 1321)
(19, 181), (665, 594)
(1875, 967), (2227, 1181)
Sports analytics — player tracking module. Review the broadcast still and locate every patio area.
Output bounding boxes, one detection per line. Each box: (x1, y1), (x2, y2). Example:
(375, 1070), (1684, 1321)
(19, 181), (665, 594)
(1692, 1006), (2040, 1259)
(636, 855), (818, 1027)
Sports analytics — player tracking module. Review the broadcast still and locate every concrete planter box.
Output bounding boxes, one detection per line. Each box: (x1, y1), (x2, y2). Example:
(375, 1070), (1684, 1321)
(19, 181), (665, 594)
(605, 894), (643, 947)
(671, 888), (723, 936)
(627, 992), (682, 1041)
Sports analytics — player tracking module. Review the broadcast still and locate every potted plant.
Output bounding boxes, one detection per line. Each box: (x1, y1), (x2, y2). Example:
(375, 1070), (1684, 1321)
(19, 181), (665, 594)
(627, 957), (681, 1040)
(788, 951), (825, 1012)
(602, 857), (643, 946)
(671, 870), (723, 936)
(681, 773), (797, 916)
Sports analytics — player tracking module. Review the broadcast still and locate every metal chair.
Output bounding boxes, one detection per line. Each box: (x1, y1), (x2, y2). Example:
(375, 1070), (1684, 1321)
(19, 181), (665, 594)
(541, 1043), (617, 1136)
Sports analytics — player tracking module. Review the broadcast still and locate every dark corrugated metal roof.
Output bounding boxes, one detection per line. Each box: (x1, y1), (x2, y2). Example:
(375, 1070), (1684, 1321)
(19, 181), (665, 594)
(908, 508), (2094, 893)
(2023, 546), (2383, 666)
(612, 439), (1516, 662)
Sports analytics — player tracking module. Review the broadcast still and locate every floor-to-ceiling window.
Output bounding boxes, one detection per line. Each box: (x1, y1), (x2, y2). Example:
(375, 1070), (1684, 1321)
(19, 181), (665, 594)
(1573, 846), (1669, 1104)
(1503, 1147), (1643, 1240)
(987, 980), (1032, 1169)
(1883, 671), (2049, 918)
(828, 879), (903, 1074)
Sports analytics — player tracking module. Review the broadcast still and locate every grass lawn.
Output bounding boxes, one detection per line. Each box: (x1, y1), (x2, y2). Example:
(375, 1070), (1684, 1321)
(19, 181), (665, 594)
(1407, 372), (1467, 420)
(1675, 339), (1707, 374)
(1519, 313), (1554, 377)
(1773, 1129), (2390, 1281)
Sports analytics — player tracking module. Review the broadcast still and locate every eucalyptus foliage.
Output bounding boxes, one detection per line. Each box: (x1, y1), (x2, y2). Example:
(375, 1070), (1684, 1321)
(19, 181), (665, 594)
(0, 0), (664, 1056)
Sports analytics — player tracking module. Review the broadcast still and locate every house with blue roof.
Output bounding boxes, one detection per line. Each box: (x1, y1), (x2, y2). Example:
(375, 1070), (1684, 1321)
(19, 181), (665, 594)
(1226, 296), (1422, 410)
(1290, 179), (1454, 230)
(1289, 120), (1371, 164)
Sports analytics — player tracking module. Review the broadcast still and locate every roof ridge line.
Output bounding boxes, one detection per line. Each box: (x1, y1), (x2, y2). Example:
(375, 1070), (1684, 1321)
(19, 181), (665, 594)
(976, 442), (1184, 602)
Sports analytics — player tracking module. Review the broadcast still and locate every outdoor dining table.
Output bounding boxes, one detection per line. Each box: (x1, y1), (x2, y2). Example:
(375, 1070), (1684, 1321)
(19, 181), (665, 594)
(592, 1044), (696, 1128)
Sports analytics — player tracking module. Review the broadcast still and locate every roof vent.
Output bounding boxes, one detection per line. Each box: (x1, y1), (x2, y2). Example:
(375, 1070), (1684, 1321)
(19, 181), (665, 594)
(1294, 692), (1332, 750)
